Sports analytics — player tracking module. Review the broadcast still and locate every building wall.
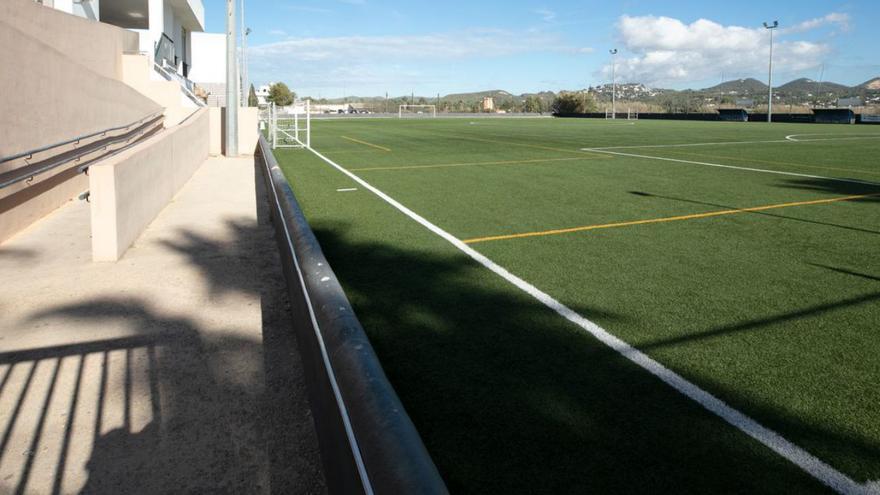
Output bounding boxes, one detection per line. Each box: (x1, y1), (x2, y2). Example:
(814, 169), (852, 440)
(189, 32), (226, 84)
(3, 0), (138, 81)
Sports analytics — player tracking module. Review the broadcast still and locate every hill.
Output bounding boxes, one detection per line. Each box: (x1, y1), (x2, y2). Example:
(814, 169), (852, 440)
(776, 78), (850, 95)
(857, 77), (880, 90)
(703, 78), (768, 94)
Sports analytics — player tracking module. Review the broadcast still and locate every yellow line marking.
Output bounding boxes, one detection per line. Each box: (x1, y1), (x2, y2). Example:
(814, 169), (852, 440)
(350, 156), (589, 172)
(463, 193), (879, 244)
(661, 149), (880, 178)
(341, 135), (391, 152)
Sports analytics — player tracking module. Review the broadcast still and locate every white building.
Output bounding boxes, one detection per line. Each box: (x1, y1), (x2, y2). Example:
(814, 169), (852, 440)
(39, 0), (206, 79)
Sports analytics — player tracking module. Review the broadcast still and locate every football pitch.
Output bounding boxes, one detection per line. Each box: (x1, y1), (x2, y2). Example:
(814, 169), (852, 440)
(272, 117), (880, 494)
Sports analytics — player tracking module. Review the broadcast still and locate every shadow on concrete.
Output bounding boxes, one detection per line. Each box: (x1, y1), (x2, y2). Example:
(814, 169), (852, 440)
(298, 221), (859, 494)
(1, 162), (325, 494)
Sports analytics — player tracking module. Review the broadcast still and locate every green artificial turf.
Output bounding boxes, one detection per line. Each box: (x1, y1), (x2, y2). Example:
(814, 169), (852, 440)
(274, 117), (880, 494)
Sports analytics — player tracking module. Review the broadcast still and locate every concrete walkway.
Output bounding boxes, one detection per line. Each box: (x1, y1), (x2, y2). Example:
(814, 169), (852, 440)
(0, 157), (326, 494)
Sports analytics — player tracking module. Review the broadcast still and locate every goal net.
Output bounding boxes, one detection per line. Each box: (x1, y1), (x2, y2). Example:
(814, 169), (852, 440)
(399, 104), (436, 118)
(269, 100), (311, 149)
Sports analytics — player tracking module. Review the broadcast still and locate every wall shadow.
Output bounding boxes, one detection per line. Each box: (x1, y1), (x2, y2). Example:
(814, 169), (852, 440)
(303, 221), (860, 494)
(1, 185), (326, 494)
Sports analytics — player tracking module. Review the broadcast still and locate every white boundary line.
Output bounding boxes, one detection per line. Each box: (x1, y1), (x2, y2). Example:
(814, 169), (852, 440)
(590, 139), (789, 150)
(786, 134), (880, 142)
(299, 144), (871, 495)
(581, 148), (880, 187)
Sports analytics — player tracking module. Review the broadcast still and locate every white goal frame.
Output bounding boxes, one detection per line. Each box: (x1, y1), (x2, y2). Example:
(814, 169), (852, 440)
(269, 100), (311, 149)
(399, 104), (436, 118)
(627, 109), (639, 120)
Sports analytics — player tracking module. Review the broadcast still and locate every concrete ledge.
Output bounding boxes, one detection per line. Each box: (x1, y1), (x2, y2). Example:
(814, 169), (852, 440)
(90, 109), (210, 261)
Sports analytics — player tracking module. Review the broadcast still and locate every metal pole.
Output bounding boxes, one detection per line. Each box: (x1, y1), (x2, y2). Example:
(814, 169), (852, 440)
(226, 0), (238, 156)
(610, 49), (618, 119)
(306, 99), (311, 148)
(764, 21), (778, 123)
(240, 0), (245, 102)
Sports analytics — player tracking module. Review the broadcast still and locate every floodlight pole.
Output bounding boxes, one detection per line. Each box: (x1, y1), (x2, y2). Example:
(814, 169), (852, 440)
(226, 0), (238, 156)
(610, 48), (618, 119)
(763, 20), (778, 123)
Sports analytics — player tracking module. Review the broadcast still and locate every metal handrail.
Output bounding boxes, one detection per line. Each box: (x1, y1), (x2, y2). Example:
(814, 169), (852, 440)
(0, 113), (164, 190)
(256, 135), (448, 495)
(1, 109), (165, 165)
(154, 62), (206, 108)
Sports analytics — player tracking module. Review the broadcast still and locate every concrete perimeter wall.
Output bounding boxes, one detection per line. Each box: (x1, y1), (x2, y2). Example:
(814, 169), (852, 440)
(90, 108), (210, 261)
(0, 0), (161, 159)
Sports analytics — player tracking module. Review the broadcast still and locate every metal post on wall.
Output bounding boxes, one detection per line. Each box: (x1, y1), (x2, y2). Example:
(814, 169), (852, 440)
(226, 0), (239, 156)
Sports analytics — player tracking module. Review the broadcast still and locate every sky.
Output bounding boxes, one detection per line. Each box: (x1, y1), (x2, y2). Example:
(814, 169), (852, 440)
(203, 0), (880, 98)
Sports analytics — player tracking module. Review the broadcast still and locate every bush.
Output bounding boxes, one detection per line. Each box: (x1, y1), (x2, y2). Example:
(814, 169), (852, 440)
(551, 91), (596, 114)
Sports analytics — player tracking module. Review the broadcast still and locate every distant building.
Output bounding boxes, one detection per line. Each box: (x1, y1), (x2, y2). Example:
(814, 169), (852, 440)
(481, 96), (495, 112)
(837, 97), (862, 108)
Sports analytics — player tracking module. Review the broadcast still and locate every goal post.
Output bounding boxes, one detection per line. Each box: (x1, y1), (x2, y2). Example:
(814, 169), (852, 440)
(399, 104), (436, 118)
(269, 100), (311, 149)
(627, 108), (639, 120)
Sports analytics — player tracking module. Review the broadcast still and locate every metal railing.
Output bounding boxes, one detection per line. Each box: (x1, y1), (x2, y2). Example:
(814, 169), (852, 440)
(0, 110), (165, 191)
(256, 135), (448, 495)
(154, 61), (206, 108)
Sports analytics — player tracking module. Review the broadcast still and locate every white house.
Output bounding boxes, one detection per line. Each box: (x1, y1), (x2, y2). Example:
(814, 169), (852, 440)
(39, 0), (205, 79)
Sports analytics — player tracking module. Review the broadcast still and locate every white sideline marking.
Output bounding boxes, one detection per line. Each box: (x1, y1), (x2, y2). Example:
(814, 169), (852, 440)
(786, 134), (880, 142)
(590, 139), (789, 150)
(300, 144), (872, 495)
(581, 148), (880, 187)
(337, 188), (358, 192)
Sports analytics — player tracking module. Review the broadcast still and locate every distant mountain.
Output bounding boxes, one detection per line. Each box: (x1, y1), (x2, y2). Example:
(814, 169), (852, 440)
(857, 77), (880, 90)
(703, 78), (768, 94)
(776, 78), (849, 95)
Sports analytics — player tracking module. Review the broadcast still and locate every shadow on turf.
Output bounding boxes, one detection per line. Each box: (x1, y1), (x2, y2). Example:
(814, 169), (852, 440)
(778, 177), (880, 200)
(306, 222), (860, 495)
(628, 190), (880, 236)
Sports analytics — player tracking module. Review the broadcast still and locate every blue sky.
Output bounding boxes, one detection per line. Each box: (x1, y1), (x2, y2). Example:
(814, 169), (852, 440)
(204, 0), (880, 97)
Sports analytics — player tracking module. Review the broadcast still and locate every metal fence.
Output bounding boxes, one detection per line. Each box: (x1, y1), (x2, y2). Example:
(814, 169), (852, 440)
(255, 135), (448, 495)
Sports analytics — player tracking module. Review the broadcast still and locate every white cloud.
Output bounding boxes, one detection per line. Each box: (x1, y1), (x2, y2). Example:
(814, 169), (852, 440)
(250, 29), (575, 63)
(783, 12), (850, 34)
(534, 9), (556, 22)
(248, 29), (586, 95)
(268, 29), (287, 37)
(601, 15), (837, 85)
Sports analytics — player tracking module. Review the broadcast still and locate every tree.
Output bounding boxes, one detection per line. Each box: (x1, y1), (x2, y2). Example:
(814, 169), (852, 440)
(247, 84), (258, 107)
(551, 91), (595, 114)
(267, 82), (295, 107)
(524, 95), (545, 113)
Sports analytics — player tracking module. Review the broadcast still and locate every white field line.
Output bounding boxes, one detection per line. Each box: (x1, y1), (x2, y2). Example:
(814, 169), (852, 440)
(785, 134), (880, 142)
(300, 144), (871, 495)
(591, 134), (880, 150)
(589, 139), (789, 150)
(337, 188), (358, 192)
(581, 148), (880, 187)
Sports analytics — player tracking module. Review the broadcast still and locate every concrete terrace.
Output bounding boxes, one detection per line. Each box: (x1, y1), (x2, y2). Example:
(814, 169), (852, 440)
(0, 156), (326, 494)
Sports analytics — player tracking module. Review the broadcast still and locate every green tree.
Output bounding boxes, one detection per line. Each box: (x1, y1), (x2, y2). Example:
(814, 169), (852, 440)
(247, 84), (258, 107)
(267, 82), (295, 107)
(551, 91), (595, 114)
(524, 95), (545, 113)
